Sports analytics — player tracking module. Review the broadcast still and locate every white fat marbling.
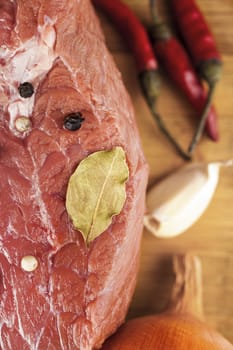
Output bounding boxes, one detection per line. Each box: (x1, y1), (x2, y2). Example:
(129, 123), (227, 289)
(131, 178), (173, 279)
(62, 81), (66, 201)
(0, 17), (57, 137)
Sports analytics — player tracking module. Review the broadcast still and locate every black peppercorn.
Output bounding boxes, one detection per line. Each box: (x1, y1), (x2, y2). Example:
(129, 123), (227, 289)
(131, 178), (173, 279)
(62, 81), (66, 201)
(18, 82), (34, 98)
(64, 112), (85, 131)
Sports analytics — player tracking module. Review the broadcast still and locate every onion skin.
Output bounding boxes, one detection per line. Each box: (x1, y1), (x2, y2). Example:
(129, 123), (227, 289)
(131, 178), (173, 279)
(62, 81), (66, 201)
(102, 313), (233, 350)
(102, 255), (233, 350)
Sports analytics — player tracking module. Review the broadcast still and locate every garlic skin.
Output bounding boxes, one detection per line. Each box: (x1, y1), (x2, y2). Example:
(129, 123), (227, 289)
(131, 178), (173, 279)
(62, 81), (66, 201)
(144, 161), (231, 238)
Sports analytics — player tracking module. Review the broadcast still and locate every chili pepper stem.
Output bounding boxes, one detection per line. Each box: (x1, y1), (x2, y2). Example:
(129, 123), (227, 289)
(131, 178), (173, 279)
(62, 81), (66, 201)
(148, 101), (191, 161)
(188, 83), (216, 155)
(139, 70), (190, 160)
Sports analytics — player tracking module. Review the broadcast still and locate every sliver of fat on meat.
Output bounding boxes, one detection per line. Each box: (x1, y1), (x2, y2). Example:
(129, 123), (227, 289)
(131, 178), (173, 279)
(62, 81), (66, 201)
(11, 277), (34, 349)
(30, 166), (55, 245)
(0, 17), (57, 137)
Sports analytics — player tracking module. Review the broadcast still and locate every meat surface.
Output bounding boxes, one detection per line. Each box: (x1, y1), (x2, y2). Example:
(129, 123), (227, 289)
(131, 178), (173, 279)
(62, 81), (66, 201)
(0, 1), (148, 349)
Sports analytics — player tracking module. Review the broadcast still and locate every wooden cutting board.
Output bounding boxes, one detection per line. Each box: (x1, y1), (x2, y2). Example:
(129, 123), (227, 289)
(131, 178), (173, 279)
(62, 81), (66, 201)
(95, 0), (233, 342)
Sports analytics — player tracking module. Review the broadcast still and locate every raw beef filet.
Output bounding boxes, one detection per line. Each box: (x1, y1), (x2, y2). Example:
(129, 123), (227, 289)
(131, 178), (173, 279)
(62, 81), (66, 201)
(0, 1), (148, 349)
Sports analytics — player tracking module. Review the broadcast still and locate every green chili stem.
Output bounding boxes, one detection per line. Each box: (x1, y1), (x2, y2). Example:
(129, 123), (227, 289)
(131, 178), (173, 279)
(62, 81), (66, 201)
(148, 101), (191, 161)
(188, 83), (216, 155)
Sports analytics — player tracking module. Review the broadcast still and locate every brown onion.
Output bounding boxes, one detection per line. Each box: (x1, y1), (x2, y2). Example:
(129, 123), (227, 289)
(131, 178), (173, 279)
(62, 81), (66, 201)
(102, 254), (233, 349)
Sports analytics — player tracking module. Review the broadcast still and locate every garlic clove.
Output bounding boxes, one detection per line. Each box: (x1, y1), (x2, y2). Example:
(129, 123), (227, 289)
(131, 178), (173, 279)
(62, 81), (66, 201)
(144, 160), (232, 238)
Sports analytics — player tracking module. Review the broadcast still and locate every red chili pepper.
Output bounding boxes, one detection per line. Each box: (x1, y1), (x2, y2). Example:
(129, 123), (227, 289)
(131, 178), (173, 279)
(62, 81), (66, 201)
(149, 20), (219, 142)
(93, 0), (190, 160)
(170, 0), (221, 70)
(93, 0), (158, 72)
(170, 0), (222, 153)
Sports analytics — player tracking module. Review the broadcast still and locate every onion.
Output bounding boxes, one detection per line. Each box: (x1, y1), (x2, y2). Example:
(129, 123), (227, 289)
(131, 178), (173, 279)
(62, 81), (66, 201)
(102, 255), (233, 349)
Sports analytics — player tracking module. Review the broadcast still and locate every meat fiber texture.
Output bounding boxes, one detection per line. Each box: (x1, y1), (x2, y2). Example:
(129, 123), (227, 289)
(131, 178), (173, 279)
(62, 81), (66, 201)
(0, 1), (148, 349)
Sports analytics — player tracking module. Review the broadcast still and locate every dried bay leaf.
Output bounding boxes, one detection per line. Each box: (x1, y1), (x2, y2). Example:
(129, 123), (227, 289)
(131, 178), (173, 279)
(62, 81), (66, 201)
(66, 147), (129, 245)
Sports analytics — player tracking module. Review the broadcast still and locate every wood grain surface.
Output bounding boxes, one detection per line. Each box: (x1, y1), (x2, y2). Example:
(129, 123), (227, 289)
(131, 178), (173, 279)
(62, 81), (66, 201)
(94, 0), (233, 343)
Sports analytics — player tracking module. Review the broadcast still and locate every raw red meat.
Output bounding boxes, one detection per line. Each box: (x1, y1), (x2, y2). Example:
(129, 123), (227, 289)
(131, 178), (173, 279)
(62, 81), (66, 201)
(0, 0), (148, 349)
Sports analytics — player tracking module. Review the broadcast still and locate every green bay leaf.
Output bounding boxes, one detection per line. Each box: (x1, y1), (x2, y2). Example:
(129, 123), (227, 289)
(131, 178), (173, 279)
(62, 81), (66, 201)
(66, 147), (129, 245)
